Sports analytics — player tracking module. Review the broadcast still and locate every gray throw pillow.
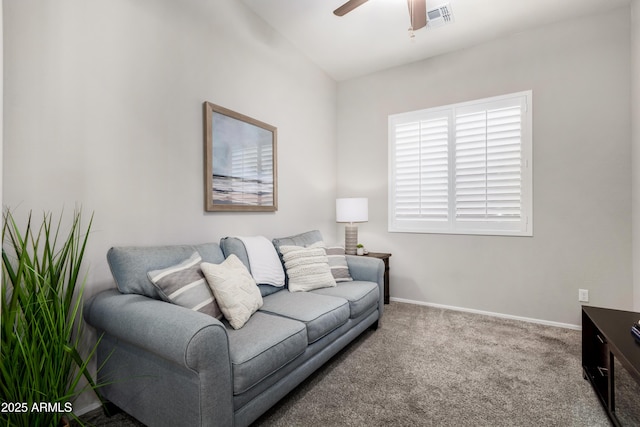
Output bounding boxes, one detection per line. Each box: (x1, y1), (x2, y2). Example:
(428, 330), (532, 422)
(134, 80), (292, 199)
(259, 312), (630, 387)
(147, 252), (223, 319)
(326, 246), (353, 282)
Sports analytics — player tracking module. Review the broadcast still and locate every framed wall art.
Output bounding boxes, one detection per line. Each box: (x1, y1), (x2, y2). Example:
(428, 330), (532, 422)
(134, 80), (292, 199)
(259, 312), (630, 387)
(203, 102), (277, 212)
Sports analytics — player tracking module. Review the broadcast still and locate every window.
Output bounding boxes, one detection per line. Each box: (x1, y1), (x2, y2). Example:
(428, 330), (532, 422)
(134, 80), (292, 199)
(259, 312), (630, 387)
(388, 91), (532, 236)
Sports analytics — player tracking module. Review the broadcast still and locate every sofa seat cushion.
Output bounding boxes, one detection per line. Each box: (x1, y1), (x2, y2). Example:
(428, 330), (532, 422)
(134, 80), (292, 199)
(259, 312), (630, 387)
(311, 280), (380, 319)
(226, 311), (307, 395)
(259, 291), (349, 344)
(311, 281), (379, 319)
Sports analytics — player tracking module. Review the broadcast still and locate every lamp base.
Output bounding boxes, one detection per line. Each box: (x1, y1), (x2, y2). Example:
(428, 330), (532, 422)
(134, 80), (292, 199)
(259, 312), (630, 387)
(344, 224), (358, 255)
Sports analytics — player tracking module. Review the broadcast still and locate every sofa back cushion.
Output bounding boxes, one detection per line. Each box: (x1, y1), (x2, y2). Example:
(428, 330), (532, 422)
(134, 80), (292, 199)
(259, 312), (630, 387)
(272, 230), (323, 250)
(219, 237), (251, 270)
(107, 243), (225, 299)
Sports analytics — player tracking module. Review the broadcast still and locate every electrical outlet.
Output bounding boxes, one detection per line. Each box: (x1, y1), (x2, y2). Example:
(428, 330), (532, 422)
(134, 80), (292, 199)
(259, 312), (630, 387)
(579, 289), (589, 303)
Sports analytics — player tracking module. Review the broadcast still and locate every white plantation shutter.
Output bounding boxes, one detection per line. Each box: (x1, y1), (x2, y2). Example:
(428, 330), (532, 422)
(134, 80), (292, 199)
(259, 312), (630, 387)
(393, 114), (449, 221)
(389, 91), (532, 236)
(455, 98), (523, 222)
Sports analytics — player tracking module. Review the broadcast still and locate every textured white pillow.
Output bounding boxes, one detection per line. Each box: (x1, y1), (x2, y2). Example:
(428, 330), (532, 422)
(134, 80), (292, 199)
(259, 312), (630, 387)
(279, 242), (336, 292)
(201, 254), (263, 330)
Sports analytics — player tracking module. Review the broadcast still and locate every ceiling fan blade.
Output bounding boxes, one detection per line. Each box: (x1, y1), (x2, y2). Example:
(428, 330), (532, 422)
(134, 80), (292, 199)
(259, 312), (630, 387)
(407, 0), (427, 30)
(333, 0), (369, 16)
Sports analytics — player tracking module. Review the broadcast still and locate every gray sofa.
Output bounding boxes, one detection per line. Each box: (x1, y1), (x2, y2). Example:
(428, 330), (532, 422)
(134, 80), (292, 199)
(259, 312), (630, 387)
(84, 230), (384, 426)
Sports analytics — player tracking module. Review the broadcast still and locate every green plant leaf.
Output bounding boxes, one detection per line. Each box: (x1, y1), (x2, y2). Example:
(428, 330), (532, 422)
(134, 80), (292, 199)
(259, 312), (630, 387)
(1, 209), (105, 426)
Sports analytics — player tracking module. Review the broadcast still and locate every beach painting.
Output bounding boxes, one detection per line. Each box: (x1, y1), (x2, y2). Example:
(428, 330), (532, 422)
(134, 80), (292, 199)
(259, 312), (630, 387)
(204, 102), (277, 212)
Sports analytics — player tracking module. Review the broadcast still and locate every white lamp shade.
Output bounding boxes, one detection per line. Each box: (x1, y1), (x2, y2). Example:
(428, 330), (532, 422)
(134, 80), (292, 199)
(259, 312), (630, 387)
(336, 198), (368, 223)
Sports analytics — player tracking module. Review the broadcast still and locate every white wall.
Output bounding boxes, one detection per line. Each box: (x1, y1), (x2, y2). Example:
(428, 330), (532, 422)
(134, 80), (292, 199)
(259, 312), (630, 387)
(337, 7), (632, 327)
(632, 0), (640, 311)
(3, 0), (337, 413)
(3, 0), (338, 291)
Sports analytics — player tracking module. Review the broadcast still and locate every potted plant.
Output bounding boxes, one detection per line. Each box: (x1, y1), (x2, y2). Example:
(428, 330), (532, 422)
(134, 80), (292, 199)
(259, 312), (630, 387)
(1, 209), (104, 427)
(356, 243), (364, 256)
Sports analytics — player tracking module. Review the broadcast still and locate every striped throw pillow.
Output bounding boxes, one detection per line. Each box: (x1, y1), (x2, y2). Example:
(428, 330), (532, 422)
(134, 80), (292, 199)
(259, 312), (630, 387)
(326, 246), (353, 282)
(147, 252), (223, 319)
(279, 242), (336, 292)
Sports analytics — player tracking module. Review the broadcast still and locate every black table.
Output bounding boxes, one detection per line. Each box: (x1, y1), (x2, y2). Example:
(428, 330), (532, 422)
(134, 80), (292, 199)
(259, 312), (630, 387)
(582, 306), (640, 426)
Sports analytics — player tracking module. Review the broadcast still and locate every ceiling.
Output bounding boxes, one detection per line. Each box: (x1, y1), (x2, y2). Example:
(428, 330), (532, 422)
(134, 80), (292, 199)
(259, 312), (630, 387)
(240, 0), (630, 81)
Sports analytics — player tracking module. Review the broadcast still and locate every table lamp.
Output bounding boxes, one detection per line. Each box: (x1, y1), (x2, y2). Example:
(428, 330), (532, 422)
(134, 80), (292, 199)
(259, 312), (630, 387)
(336, 198), (368, 255)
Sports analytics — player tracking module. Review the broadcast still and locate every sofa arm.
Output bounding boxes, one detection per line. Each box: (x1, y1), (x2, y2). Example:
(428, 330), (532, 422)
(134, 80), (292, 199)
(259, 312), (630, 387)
(85, 289), (230, 369)
(346, 255), (384, 285)
(346, 255), (385, 319)
(84, 289), (234, 426)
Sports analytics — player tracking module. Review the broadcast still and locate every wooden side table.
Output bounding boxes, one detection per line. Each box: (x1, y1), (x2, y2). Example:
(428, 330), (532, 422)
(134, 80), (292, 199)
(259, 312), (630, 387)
(362, 252), (391, 304)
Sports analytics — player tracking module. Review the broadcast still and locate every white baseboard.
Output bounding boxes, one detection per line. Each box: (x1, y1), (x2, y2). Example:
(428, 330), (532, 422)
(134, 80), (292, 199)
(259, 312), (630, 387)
(389, 297), (581, 330)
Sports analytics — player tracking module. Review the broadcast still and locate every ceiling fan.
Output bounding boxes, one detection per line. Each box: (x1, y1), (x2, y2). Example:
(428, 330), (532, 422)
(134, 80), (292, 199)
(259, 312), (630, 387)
(333, 0), (427, 32)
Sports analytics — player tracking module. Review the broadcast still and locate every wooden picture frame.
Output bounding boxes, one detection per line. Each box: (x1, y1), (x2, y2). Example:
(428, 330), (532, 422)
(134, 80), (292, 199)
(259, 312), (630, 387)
(203, 102), (277, 212)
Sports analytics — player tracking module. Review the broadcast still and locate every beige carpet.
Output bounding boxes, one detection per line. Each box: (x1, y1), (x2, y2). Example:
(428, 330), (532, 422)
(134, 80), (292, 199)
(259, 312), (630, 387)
(253, 302), (611, 426)
(80, 302), (614, 426)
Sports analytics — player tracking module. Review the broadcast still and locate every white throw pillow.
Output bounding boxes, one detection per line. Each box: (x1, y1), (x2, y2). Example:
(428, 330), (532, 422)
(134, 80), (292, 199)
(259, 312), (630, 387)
(279, 241), (337, 292)
(201, 254), (263, 330)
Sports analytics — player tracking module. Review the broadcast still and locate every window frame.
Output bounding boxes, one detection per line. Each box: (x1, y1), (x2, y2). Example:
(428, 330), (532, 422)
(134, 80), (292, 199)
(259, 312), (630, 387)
(388, 90), (533, 237)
